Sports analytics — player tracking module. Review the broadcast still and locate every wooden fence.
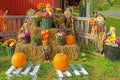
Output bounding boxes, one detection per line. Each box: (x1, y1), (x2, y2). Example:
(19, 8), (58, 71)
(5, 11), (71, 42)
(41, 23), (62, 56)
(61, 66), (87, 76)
(73, 17), (93, 49)
(0, 16), (26, 37)
(0, 16), (92, 49)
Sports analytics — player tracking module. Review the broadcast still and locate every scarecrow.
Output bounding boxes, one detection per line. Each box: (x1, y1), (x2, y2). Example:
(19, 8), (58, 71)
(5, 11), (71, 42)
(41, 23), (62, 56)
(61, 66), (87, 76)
(64, 7), (74, 35)
(42, 42), (50, 62)
(95, 13), (106, 53)
(41, 30), (50, 62)
(89, 18), (98, 38)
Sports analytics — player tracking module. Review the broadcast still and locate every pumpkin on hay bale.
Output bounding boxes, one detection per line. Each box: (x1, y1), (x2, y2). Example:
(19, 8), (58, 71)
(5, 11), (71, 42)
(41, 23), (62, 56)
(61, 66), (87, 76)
(65, 34), (76, 45)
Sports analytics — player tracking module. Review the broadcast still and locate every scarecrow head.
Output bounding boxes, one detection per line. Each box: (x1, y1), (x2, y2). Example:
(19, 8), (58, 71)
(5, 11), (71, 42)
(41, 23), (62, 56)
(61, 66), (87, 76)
(95, 13), (106, 24)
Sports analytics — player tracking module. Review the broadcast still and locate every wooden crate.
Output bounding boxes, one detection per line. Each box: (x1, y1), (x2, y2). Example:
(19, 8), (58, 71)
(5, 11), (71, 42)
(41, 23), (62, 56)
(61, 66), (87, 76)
(5, 64), (40, 80)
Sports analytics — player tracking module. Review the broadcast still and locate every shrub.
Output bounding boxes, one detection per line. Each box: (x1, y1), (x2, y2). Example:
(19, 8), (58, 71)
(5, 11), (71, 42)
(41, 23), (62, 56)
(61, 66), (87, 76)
(101, 2), (111, 10)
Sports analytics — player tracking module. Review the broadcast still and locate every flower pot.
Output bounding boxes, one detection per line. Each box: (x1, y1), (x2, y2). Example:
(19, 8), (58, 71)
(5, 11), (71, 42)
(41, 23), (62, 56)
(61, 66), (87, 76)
(39, 9), (43, 12)
(59, 40), (65, 46)
(41, 17), (53, 29)
(55, 24), (59, 28)
(34, 21), (40, 27)
(103, 44), (120, 61)
(6, 46), (15, 56)
(34, 42), (40, 46)
(23, 37), (30, 44)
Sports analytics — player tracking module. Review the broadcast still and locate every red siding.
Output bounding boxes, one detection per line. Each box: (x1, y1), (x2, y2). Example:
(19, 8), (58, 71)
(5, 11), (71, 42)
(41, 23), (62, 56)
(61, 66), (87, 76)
(0, 0), (55, 15)
(55, 0), (61, 8)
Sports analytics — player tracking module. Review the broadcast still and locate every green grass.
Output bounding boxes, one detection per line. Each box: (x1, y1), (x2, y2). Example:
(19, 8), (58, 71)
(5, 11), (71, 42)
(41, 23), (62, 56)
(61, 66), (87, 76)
(106, 15), (120, 36)
(1, 52), (120, 80)
(108, 5), (120, 12)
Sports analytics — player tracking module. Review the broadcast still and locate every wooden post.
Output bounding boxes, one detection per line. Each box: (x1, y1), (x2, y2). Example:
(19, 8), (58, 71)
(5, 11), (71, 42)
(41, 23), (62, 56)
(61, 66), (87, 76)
(86, 0), (90, 17)
(79, 0), (86, 17)
(85, 0), (91, 49)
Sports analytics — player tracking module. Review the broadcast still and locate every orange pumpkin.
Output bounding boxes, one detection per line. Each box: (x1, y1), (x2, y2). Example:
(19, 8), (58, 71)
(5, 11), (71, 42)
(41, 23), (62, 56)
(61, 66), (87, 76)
(53, 53), (69, 71)
(11, 52), (26, 68)
(65, 34), (76, 45)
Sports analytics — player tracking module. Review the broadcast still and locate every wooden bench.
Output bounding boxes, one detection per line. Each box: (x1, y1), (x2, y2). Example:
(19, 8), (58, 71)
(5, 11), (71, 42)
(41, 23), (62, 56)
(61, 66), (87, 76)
(5, 63), (40, 80)
(56, 64), (88, 80)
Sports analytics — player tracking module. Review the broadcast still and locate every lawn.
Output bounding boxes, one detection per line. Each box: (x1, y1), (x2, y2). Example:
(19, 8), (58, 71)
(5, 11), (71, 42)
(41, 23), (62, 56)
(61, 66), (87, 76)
(0, 9), (120, 80)
(1, 51), (120, 80)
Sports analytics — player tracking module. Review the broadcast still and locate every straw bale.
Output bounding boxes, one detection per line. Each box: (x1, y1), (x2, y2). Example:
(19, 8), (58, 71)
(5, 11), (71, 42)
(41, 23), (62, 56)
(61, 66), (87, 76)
(15, 22), (80, 61)
(50, 44), (80, 60)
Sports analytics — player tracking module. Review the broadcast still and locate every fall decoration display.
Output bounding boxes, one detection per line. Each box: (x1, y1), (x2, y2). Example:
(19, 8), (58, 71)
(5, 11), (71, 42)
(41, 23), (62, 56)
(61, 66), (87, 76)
(15, 25), (79, 61)
(11, 52), (26, 68)
(65, 34), (76, 45)
(15, 6), (80, 61)
(53, 53), (69, 71)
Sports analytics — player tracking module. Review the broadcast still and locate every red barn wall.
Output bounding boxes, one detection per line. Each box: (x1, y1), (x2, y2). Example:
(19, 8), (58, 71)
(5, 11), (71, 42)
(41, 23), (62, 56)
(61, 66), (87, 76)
(54, 0), (68, 11)
(54, 0), (61, 8)
(0, 0), (55, 15)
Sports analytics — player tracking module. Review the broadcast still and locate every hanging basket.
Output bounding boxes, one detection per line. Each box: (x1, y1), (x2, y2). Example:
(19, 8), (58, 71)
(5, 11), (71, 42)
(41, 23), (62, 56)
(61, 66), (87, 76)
(41, 17), (53, 29)
(103, 44), (120, 61)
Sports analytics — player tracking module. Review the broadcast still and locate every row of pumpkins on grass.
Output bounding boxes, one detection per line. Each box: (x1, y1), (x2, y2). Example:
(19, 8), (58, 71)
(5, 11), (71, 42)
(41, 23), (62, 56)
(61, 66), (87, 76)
(12, 52), (69, 71)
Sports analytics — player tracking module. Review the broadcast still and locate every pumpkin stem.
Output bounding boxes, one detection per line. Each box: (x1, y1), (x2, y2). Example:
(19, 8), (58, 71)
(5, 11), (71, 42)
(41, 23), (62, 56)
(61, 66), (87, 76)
(61, 53), (64, 55)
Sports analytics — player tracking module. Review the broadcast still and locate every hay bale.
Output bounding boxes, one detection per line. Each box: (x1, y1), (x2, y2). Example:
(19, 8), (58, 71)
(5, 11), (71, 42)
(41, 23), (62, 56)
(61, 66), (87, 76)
(15, 22), (80, 61)
(50, 44), (80, 60)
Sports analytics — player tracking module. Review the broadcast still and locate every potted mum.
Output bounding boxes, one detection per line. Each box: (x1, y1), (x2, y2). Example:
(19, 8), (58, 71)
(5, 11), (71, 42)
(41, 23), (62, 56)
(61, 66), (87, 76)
(19, 31), (30, 44)
(3, 39), (16, 56)
(54, 8), (62, 14)
(103, 38), (120, 61)
(32, 35), (41, 46)
(40, 3), (55, 29)
(32, 15), (41, 27)
(102, 26), (120, 61)
(56, 31), (66, 46)
(37, 2), (46, 12)
(53, 16), (61, 28)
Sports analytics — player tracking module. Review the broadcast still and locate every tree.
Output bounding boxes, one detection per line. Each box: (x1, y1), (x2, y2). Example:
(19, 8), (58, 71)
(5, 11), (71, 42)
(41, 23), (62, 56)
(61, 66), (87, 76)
(107, 0), (113, 6)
